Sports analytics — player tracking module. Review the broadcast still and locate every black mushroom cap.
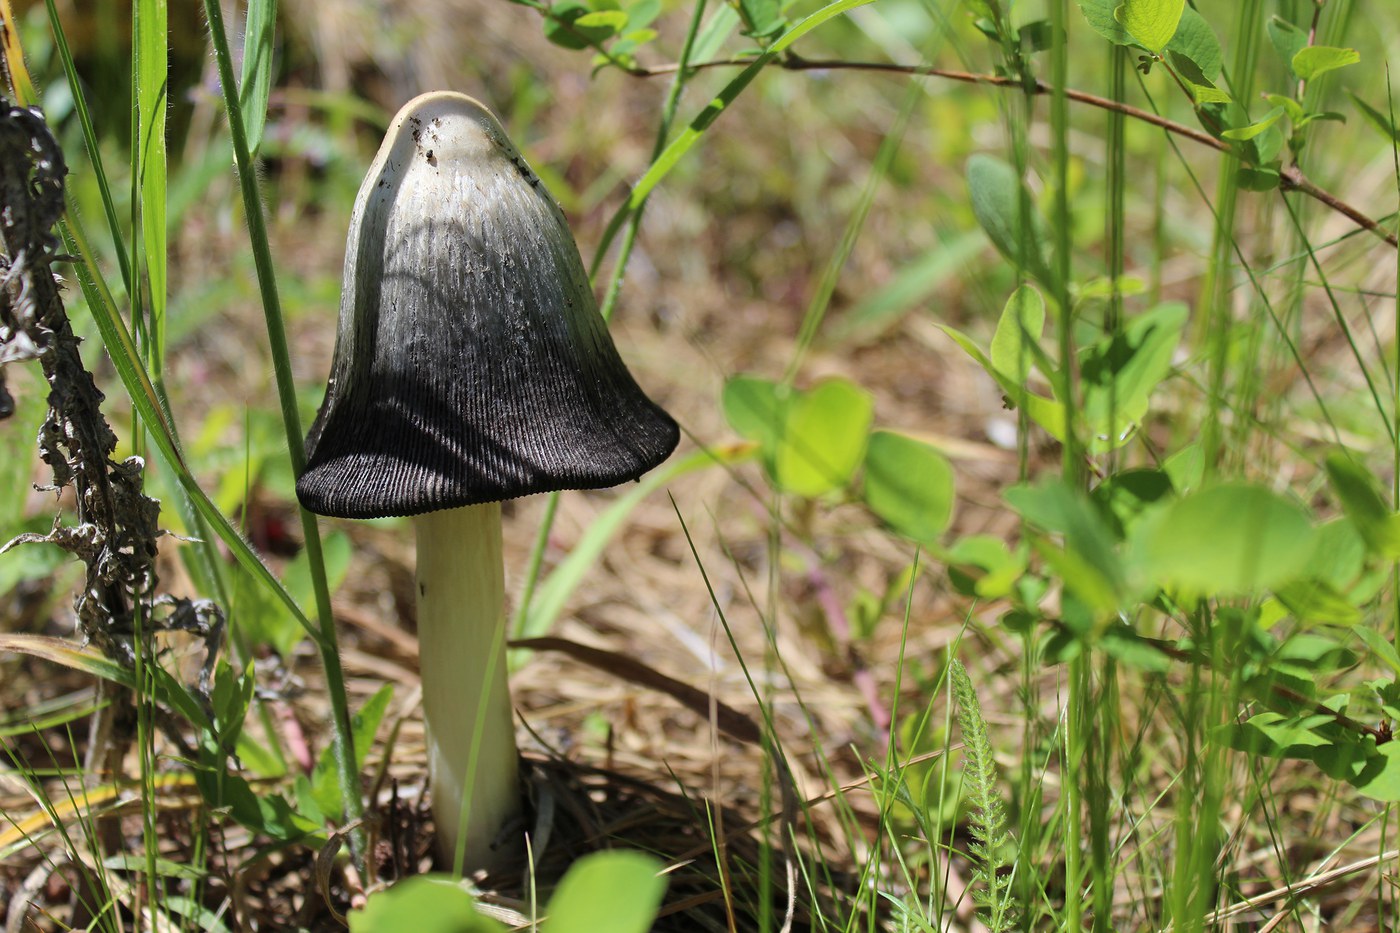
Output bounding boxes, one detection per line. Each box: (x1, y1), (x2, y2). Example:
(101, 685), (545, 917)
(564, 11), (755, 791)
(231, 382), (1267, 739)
(297, 92), (679, 520)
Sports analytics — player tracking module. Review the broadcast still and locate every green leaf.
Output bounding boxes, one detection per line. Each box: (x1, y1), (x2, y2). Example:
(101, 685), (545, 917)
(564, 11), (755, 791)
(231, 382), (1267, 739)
(1078, 302), (1186, 451)
(1264, 94), (1306, 124)
(309, 684), (393, 821)
(774, 378), (873, 496)
(1221, 106), (1286, 141)
(1356, 628), (1400, 678)
(1100, 623), (1170, 672)
(1165, 8), (1221, 80)
(723, 375), (786, 456)
(1267, 16), (1308, 74)
(546, 0), (624, 48)
(1163, 443), (1203, 493)
(1236, 165), (1281, 192)
(1275, 578), (1362, 626)
(238, 0), (277, 156)
(734, 0), (785, 41)
(1077, 0), (1134, 45)
(1129, 484), (1317, 596)
(1292, 45), (1360, 82)
(862, 431), (955, 545)
(1324, 451), (1400, 558)
(350, 876), (506, 933)
(574, 9), (627, 32)
(194, 768), (317, 841)
(1092, 468), (1173, 538)
(1006, 480), (1125, 605)
(944, 535), (1025, 600)
(941, 325), (1067, 441)
(1351, 743), (1400, 802)
(966, 154), (1053, 288)
(1188, 82), (1232, 105)
(989, 285), (1046, 384)
(1113, 0), (1184, 54)
(541, 851), (667, 933)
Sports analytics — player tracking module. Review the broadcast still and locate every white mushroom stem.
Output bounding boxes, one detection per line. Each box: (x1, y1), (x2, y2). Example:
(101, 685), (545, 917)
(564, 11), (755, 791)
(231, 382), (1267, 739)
(415, 501), (520, 870)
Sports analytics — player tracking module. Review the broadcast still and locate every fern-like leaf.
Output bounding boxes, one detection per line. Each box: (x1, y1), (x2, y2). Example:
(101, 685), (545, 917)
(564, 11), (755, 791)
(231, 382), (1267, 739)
(950, 659), (1017, 932)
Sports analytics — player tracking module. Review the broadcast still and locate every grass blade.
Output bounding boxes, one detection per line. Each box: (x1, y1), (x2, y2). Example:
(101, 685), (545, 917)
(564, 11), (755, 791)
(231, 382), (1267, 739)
(239, 0), (277, 157)
(134, 0), (167, 369)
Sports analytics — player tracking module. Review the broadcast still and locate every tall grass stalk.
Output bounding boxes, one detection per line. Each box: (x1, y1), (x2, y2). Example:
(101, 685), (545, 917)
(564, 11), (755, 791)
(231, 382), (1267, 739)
(197, 0), (367, 866)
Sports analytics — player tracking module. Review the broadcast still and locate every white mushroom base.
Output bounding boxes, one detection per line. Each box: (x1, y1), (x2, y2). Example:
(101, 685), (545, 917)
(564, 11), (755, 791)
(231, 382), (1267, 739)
(415, 502), (520, 871)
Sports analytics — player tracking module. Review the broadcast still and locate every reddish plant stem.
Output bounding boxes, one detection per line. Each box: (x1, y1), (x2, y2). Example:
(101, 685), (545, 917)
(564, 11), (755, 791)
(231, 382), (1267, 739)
(628, 55), (1397, 248)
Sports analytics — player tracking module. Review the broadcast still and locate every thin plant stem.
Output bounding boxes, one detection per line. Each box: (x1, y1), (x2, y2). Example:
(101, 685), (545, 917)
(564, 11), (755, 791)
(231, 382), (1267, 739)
(624, 56), (1396, 247)
(200, 0), (367, 868)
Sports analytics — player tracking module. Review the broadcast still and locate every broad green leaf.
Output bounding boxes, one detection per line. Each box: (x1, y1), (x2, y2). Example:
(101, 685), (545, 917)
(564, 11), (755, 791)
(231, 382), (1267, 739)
(1076, 0), (1134, 45)
(966, 154), (1052, 287)
(1325, 451), (1400, 558)
(574, 9), (628, 32)
(238, 0), (277, 156)
(1188, 82), (1232, 105)
(625, 0), (661, 31)
(309, 683), (393, 820)
(1082, 1), (1217, 77)
(1099, 623), (1170, 672)
(1006, 480), (1124, 607)
(989, 285), (1046, 384)
(350, 876), (505, 933)
(1166, 8), (1221, 80)
(1264, 94), (1306, 124)
(1351, 743), (1400, 802)
(1292, 45), (1360, 82)
(1275, 578), (1362, 626)
(1113, 0), (1184, 54)
(1267, 16), (1308, 74)
(546, 0), (623, 48)
(1163, 443), (1203, 493)
(1078, 302), (1186, 450)
(542, 851), (667, 933)
(1356, 628), (1400, 678)
(1091, 468), (1173, 538)
(1034, 539), (1121, 619)
(1221, 106), (1286, 141)
(944, 535), (1025, 599)
(734, 0), (786, 41)
(193, 769), (317, 841)
(722, 375), (786, 455)
(1236, 165), (1281, 192)
(941, 325), (1067, 441)
(775, 378), (873, 496)
(1307, 518), (1367, 592)
(1234, 711), (1333, 753)
(1130, 484), (1317, 596)
(862, 431), (955, 545)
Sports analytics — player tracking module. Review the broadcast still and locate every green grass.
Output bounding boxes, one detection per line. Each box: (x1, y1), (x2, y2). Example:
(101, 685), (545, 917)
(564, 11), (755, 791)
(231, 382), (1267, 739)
(4, 0), (1400, 930)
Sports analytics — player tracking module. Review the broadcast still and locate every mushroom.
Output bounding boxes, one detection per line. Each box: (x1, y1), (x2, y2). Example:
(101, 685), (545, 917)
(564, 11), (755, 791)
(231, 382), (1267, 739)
(296, 92), (679, 870)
